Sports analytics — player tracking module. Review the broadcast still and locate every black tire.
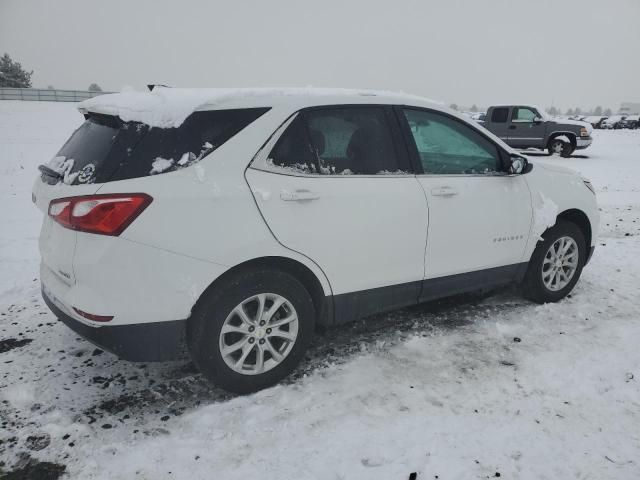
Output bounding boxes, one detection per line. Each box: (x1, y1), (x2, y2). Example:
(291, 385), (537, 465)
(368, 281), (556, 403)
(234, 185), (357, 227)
(187, 269), (315, 394)
(522, 220), (586, 304)
(547, 137), (573, 157)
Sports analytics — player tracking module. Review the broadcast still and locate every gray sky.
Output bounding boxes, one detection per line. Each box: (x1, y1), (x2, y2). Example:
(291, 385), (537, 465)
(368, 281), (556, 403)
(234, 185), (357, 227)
(1, 0), (638, 111)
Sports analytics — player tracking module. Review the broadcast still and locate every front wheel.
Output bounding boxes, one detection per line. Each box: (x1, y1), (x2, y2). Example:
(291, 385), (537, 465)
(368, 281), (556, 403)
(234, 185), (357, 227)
(187, 269), (315, 394)
(522, 220), (586, 303)
(547, 138), (573, 157)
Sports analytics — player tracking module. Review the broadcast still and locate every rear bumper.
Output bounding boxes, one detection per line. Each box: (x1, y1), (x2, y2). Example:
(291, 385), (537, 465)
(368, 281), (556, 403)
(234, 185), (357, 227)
(42, 286), (187, 362)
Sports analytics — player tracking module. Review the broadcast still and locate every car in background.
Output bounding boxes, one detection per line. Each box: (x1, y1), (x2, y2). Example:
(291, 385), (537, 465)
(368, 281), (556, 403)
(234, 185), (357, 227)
(602, 115), (627, 129)
(471, 112), (486, 122)
(482, 105), (593, 157)
(583, 116), (608, 129)
(618, 114), (639, 129)
(33, 88), (599, 393)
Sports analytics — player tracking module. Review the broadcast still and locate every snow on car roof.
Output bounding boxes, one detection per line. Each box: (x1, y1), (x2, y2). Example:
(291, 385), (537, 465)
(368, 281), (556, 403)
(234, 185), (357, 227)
(78, 87), (441, 128)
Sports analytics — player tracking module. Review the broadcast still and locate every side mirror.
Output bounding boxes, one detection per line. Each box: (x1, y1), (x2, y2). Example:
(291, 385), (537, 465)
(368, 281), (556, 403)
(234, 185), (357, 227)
(533, 116), (543, 124)
(508, 153), (532, 174)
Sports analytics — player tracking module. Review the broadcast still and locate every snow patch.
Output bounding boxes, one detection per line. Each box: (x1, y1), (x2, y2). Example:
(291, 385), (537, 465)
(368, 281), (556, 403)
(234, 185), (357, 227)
(47, 155), (79, 184)
(149, 157), (174, 175)
(2, 383), (36, 409)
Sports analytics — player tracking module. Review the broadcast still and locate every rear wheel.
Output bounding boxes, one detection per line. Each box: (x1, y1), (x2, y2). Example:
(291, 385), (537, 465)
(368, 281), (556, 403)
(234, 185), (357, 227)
(187, 269), (315, 394)
(522, 220), (586, 303)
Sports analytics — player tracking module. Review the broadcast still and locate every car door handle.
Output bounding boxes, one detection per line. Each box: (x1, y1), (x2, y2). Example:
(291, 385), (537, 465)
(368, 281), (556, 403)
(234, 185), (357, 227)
(431, 186), (459, 197)
(509, 125), (516, 129)
(280, 189), (320, 202)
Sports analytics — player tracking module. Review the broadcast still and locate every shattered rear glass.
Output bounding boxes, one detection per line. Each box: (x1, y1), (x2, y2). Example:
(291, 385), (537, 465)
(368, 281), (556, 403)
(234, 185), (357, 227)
(44, 108), (269, 185)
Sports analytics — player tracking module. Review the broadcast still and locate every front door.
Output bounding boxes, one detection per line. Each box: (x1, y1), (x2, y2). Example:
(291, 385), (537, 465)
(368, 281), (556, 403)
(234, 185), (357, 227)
(508, 106), (547, 148)
(398, 107), (533, 296)
(246, 106), (428, 320)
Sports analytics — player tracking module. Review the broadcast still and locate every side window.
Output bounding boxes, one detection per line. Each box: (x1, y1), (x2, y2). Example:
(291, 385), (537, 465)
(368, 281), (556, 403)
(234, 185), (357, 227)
(268, 116), (317, 174)
(403, 109), (502, 175)
(305, 107), (404, 175)
(491, 107), (509, 123)
(512, 107), (538, 123)
(267, 107), (408, 175)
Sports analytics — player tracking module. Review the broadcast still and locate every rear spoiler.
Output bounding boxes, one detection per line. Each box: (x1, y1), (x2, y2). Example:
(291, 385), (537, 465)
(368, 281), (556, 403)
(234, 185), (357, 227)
(147, 84), (171, 91)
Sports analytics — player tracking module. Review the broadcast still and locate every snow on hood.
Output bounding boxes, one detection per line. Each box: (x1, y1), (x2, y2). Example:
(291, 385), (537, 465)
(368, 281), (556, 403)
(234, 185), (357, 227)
(78, 87), (440, 129)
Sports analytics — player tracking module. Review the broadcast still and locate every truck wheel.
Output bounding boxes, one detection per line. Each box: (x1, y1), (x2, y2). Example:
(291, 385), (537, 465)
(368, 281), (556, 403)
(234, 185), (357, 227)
(187, 269), (315, 394)
(522, 220), (586, 304)
(547, 138), (572, 157)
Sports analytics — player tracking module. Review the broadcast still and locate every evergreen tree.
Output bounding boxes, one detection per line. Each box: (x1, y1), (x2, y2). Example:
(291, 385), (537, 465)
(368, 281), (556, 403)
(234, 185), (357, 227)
(88, 83), (102, 92)
(594, 106), (603, 116)
(0, 53), (33, 88)
(470, 104), (478, 112)
(604, 108), (612, 116)
(449, 103), (458, 111)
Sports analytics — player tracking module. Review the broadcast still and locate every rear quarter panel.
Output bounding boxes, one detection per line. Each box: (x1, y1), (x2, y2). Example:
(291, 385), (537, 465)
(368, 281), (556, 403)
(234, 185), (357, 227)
(91, 107), (332, 307)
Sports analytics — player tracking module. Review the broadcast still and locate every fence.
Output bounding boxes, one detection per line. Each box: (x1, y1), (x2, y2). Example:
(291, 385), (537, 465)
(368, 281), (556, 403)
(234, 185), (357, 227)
(0, 87), (112, 102)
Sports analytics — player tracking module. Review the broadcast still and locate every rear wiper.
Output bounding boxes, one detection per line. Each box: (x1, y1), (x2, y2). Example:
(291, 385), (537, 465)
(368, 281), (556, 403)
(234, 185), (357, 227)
(38, 164), (63, 179)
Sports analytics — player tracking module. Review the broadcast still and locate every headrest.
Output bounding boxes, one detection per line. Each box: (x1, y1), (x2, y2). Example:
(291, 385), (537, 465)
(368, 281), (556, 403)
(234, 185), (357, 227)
(309, 129), (325, 156)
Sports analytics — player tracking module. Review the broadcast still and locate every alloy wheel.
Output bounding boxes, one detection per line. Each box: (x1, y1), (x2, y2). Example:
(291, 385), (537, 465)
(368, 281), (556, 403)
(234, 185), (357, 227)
(219, 293), (299, 375)
(542, 236), (579, 291)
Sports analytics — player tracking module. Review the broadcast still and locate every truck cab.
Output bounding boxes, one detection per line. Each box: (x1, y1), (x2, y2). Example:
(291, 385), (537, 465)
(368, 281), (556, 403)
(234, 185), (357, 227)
(482, 105), (593, 157)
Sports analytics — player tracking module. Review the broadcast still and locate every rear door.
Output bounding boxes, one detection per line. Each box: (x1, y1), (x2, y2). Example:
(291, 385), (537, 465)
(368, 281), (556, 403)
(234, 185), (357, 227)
(486, 107), (511, 143)
(508, 106), (546, 148)
(246, 105), (428, 319)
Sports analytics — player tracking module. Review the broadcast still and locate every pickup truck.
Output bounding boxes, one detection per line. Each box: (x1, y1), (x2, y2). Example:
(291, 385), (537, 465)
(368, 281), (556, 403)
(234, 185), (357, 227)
(481, 105), (593, 157)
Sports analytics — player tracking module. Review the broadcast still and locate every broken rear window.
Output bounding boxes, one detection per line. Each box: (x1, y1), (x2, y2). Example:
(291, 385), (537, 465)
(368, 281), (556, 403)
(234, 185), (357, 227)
(44, 108), (269, 185)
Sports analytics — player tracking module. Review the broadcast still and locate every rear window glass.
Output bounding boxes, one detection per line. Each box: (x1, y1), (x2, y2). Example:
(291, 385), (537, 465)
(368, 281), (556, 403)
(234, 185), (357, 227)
(45, 108), (269, 185)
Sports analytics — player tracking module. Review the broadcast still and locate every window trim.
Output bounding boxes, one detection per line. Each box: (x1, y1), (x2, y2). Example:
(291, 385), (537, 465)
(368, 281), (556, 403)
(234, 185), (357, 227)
(394, 105), (512, 177)
(249, 104), (417, 178)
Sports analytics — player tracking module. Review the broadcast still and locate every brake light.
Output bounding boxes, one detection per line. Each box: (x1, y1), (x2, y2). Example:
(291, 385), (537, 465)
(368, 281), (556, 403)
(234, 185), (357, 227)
(48, 193), (152, 236)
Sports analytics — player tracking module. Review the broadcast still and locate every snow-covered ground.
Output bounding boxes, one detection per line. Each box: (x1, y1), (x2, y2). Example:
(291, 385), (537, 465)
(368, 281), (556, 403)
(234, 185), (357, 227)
(1, 101), (639, 479)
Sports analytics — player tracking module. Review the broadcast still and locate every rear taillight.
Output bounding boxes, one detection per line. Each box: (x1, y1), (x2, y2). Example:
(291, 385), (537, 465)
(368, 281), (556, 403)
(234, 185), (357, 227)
(48, 193), (152, 236)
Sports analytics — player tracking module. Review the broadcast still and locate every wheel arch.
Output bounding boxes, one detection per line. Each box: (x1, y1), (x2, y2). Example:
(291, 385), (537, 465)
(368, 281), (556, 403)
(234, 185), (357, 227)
(191, 256), (332, 327)
(557, 208), (592, 249)
(548, 131), (577, 150)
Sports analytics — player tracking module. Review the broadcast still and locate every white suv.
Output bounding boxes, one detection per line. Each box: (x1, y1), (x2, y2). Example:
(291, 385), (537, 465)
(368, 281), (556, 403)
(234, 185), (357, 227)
(33, 88), (599, 393)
